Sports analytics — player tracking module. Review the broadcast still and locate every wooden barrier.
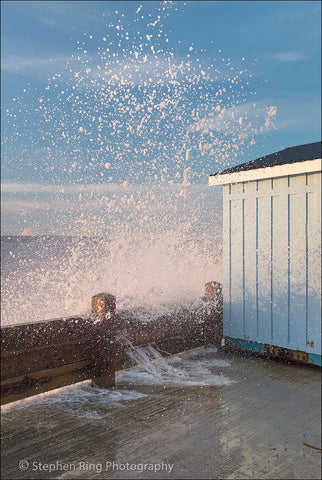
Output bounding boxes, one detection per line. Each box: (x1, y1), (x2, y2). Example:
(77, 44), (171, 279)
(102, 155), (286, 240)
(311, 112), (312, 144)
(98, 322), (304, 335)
(1, 283), (222, 406)
(1, 316), (97, 405)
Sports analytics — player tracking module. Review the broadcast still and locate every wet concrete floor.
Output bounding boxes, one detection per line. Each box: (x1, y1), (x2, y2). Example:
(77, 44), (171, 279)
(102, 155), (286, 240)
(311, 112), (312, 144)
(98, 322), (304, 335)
(1, 349), (321, 479)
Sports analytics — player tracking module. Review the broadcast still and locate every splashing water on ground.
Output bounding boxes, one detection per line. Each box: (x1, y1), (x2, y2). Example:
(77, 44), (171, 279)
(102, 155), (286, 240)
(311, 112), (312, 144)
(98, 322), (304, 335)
(117, 343), (235, 386)
(1, 347), (235, 417)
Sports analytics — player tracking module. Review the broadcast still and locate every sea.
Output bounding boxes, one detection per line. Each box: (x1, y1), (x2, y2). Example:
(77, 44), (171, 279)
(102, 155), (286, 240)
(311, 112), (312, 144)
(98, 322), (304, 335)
(1, 186), (223, 326)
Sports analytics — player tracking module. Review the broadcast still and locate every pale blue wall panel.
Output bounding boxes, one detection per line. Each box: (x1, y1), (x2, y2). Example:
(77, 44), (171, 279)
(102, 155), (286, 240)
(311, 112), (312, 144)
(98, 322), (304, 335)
(289, 188), (307, 351)
(222, 185), (231, 337)
(307, 173), (321, 355)
(229, 195), (244, 339)
(222, 170), (321, 357)
(257, 182), (272, 344)
(271, 178), (289, 348)
(243, 183), (257, 340)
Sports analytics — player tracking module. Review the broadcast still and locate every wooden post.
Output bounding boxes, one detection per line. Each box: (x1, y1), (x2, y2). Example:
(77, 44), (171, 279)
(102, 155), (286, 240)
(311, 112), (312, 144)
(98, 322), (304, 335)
(91, 293), (117, 388)
(205, 281), (222, 301)
(204, 281), (223, 346)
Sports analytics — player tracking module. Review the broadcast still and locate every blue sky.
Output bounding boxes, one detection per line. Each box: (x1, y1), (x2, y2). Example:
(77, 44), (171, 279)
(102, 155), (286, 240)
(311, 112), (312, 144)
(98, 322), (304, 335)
(1, 0), (321, 234)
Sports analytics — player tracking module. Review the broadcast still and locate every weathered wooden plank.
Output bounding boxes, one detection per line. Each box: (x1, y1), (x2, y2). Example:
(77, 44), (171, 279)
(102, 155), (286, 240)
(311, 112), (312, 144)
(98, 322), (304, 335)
(1, 315), (107, 405)
(1, 360), (90, 386)
(1, 361), (92, 405)
(1, 316), (94, 354)
(1, 342), (92, 380)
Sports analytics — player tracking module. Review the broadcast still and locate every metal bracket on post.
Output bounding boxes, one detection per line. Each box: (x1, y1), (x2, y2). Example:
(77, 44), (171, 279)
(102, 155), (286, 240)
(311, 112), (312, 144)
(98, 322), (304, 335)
(91, 293), (117, 388)
(204, 282), (223, 346)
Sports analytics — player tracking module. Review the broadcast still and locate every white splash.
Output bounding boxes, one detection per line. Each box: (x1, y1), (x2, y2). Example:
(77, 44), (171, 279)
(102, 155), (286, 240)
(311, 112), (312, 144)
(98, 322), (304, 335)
(1, 380), (147, 418)
(117, 344), (235, 386)
(1, 2), (277, 324)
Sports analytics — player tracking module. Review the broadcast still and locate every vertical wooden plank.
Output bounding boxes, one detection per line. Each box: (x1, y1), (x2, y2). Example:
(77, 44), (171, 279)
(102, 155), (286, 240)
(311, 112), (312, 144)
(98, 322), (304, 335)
(289, 175), (307, 351)
(257, 180), (271, 344)
(243, 182), (257, 340)
(222, 185), (231, 337)
(91, 294), (116, 388)
(307, 173), (321, 356)
(271, 177), (289, 348)
(229, 185), (244, 339)
(204, 282), (223, 346)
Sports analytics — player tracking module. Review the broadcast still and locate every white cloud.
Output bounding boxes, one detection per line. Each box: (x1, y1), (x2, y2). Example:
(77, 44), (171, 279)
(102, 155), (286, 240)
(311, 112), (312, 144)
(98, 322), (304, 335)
(2, 52), (73, 75)
(273, 96), (321, 131)
(68, 51), (219, 91)
(1, 183), (56, 193)
(1, 200), (54, 212)
(269, 52), (306, 63)
(6, 1), (101, 31)
(1, 183), (141, 195)
(2, 47), (210, 90)
(188, 101), (278, 137)
(1, 181), (222, 236)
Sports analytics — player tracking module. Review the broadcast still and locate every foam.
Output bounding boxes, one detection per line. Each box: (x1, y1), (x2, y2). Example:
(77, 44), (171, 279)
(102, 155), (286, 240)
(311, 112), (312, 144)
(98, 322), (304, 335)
(116, 345), (236, 387)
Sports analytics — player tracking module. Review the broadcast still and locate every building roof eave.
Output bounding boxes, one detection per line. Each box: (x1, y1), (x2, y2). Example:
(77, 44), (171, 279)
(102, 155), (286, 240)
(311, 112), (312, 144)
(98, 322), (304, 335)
(209, 158), (322, 186)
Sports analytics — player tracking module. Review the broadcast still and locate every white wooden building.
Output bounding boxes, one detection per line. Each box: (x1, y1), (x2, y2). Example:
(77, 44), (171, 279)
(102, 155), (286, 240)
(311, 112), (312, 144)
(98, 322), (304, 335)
(209, 142), (321, 366)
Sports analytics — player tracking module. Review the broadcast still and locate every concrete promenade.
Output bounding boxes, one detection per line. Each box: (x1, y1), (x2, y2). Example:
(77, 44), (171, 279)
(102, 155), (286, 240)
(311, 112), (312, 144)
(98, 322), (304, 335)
(1, 349), (321, 479)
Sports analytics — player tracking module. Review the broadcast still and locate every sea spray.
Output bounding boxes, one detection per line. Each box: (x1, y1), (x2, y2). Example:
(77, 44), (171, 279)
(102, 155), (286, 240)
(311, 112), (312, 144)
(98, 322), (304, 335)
(116, 335), (189, 382)
(1, 380), (147, 418)
(1, 185), (223, 324)
(117, 343), (235, 387)
(1, 3), (277, 324)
